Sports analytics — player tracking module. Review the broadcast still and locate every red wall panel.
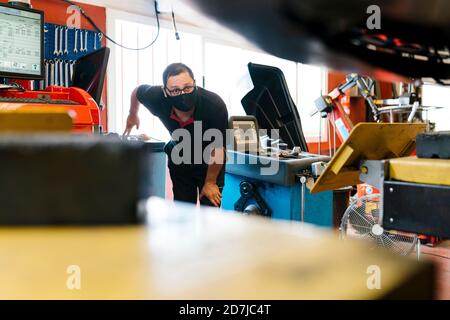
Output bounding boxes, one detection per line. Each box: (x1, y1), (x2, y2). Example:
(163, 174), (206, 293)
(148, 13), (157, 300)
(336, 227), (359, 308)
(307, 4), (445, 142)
(0, 0), (109, 131)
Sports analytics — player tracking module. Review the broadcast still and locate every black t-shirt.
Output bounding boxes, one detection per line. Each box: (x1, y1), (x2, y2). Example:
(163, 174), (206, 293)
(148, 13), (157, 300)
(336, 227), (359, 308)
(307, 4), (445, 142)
(136, 85), (228, 176)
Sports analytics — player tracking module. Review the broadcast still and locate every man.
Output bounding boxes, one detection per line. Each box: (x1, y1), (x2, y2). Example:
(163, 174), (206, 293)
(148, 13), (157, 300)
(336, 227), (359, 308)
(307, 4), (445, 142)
(123, 63), (228, 207)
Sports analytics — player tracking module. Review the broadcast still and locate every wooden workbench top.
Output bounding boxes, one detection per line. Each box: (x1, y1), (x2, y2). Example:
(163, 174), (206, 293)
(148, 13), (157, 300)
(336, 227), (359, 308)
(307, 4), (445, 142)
(0, 198), (434, 299)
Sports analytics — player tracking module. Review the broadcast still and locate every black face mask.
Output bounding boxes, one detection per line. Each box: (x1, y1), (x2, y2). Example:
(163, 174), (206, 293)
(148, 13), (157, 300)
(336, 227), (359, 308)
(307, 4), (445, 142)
(166, 89), (198, 112)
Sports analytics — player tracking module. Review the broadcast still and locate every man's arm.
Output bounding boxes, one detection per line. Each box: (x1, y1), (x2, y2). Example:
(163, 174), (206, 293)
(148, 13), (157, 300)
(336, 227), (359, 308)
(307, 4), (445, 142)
(123, 86), (141, 136)
(199, 95), (228, 207)
(200, 147), (225, 207)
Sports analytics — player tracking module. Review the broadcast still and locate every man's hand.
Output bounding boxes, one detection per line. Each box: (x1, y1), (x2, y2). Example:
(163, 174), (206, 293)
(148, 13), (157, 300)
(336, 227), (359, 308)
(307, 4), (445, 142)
(200, 181), (222, 207)
(123, 113), (140, 136)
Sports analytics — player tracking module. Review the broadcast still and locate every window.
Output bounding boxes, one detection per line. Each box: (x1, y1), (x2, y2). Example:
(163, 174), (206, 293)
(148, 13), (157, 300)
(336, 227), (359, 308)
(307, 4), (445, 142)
(111, 19), (202, 140)
(109, 13), (327, 142)
(421, 84), (450, 131)
(203, 41), (326, 139)
(297, 64), (327, 139)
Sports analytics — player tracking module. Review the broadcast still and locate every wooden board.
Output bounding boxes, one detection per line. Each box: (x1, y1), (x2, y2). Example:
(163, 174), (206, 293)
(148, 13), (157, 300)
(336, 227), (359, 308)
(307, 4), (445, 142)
(311, 123), (427, 193)
(0, 197), (434, 299)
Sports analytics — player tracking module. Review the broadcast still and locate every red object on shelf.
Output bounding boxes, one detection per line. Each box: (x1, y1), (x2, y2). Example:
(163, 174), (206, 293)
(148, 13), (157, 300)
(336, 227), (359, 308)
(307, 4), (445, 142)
(0, 86), (100, 133)
(12, 79), (33, 91)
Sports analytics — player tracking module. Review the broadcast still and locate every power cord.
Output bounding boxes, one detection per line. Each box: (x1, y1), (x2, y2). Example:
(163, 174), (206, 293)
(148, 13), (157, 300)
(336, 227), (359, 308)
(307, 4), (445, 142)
(171, 8), (180, 40)
(421, 252), (450, 260)
(60, 0), (160, 51)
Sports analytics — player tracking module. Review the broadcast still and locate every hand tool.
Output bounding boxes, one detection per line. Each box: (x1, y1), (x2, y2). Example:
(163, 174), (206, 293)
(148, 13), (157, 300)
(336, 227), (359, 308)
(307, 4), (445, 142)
(59, 59), (64, 87)
(54, 59), (59, 86)
(69, 60), (75, 85)
(64, 60), (69, 87)
(44, 59), (49, 88)
(49, 60), (55, 86)
(84, 30), (88, 52)
(80, 30), (84, 52)
(74, 29), (78, 53)
(64, 27), (69, 55)
(53, 26), (59, 56)
(59, 26), (63, 56)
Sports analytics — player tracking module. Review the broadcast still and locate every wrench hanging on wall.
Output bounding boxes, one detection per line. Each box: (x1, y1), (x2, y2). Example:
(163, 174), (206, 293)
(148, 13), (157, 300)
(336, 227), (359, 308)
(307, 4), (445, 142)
(69, 60), (75, 84)
(59, 59), (64, 87)
(74, 29), (78, 53)
(49, 60), (55, 86)
(53, 60), (57, 86)
(84, 29), (88, 52)
(44, 60), (49, 88)
(58, 59), (64, 86)
(59, 26), (63, 56)
(64, 60), (69, 87)
(64, 27), (69, 55)
(53, 26), (59, 56)
(54, 59), (59, 86)
(80, 30), (84, 52)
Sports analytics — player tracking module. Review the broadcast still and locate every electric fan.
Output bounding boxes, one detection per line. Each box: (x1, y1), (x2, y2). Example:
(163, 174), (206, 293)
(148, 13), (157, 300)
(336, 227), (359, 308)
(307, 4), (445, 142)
(340, 194), (418, 256)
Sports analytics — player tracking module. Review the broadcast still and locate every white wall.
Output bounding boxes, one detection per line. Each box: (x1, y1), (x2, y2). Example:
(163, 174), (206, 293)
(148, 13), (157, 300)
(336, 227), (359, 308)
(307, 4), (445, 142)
(75, 0), (155, 16)
(75, 0), (255, 50)
(422, 84), (450, 131)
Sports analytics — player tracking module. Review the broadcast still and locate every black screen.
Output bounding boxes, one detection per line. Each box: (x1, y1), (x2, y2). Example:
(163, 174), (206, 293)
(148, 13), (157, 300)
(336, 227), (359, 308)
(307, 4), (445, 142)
(72, 47), (110, 106)
(241, 62), (308, 151)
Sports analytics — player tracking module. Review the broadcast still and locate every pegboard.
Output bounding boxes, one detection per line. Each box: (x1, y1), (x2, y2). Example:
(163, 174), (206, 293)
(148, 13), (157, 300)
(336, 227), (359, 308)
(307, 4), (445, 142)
(44, 23), (103, 60)
(32, 23), (104, 90)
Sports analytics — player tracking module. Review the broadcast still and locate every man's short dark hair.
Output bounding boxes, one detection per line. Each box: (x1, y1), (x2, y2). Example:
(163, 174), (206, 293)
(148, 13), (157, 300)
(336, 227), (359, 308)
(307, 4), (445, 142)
(162, 63), (195, 87)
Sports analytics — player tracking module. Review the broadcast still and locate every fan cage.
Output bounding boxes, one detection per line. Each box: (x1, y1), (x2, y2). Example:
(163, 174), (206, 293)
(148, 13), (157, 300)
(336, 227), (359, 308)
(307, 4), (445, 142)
(340, 193), (418, 256)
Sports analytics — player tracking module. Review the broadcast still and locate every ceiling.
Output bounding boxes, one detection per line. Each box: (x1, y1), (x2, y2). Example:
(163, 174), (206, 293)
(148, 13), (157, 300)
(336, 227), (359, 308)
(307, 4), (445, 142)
(182, 0), (450, 84)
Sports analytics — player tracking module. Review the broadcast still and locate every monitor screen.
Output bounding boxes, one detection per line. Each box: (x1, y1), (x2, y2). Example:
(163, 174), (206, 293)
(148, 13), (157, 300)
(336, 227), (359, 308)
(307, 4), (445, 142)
(72, 47), (110, 106)
(241, 63), (308, 151)
(0, 3), (44, 79)
(230, 118), (259, 153)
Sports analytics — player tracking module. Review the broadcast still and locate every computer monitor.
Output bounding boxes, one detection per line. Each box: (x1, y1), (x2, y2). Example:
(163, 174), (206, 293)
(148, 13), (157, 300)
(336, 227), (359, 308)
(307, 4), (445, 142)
(228, 115), (260, 153)
(0, 3), (44, 80)
(72, 47), (110, 106)
(241, 62), (308, 151)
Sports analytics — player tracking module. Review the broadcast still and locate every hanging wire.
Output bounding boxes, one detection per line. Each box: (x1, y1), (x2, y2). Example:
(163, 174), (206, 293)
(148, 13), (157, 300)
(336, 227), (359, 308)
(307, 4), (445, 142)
(60, 0), (160, 51)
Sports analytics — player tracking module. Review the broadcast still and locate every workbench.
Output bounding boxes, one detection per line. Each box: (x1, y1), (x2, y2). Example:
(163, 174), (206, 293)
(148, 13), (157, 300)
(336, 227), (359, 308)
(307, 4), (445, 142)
(0, 198), (435, 299)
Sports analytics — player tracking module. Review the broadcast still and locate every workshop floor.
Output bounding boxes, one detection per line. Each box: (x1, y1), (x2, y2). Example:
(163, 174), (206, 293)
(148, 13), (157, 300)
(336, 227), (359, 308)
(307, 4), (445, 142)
(421, 241), (450, 300)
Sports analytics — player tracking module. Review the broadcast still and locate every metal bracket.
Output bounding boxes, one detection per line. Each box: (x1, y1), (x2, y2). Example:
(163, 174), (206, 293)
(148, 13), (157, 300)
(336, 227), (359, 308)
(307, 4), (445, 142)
(359, 159), (389, 226)
(311, 161), (327, 177)
(359, 160), (389, 191)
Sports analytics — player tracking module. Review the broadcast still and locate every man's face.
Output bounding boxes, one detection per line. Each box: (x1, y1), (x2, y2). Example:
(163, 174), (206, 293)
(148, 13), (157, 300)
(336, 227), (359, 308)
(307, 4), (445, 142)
(165, 72), (195, 97)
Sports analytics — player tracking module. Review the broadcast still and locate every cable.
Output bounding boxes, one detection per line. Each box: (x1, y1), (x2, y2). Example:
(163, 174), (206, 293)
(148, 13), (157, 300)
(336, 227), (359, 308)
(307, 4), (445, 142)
(60, 0), (160, 51)
(421, 252), (450, 260)
(171, 8), (180, 40)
